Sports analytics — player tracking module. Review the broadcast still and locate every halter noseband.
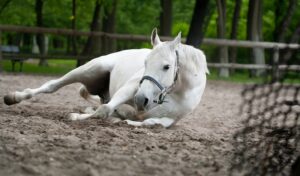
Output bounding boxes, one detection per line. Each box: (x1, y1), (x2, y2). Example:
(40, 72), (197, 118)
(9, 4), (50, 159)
(139, 50), (180, 104)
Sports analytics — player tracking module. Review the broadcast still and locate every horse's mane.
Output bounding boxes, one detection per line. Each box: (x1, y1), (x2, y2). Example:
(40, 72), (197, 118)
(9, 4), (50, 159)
(178, 44), (209, 75)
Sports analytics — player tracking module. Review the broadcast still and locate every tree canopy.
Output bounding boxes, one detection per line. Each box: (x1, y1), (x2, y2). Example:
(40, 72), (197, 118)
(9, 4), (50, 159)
(1, 0), (299, 40)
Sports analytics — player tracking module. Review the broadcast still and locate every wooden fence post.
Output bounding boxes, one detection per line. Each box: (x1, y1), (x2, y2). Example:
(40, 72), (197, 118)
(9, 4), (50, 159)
(272, 46), (280, 82)
(0, 30), (2, 72)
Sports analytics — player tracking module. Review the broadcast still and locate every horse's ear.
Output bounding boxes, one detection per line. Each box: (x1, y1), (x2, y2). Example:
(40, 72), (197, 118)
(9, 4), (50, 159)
(170, 32), (181, 50)
(151, 28), (161, 47)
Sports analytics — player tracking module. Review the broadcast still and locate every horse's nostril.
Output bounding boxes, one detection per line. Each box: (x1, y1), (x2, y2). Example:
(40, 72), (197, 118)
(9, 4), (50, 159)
(135, 94), (149, 109)
(144, 98), (149, 107)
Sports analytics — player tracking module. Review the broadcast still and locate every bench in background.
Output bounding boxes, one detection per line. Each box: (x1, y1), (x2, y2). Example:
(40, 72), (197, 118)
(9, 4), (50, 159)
(1, 45), (25, 72)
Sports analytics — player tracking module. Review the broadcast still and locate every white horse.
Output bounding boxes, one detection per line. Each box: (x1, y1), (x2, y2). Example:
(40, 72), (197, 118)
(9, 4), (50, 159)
(4, 29), (209, 128)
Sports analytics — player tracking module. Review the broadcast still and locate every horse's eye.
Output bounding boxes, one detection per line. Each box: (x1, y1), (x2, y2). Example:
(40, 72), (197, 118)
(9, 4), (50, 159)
(163, 65), (170, 71)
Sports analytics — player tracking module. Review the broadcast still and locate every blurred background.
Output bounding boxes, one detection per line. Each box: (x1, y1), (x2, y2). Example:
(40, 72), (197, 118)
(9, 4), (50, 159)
(0, 0), (299, 82)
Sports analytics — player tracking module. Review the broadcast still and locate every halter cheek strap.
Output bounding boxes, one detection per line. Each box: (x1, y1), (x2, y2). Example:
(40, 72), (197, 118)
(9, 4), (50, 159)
(139, 50), (180, 104)
(139, 76), (165, 91)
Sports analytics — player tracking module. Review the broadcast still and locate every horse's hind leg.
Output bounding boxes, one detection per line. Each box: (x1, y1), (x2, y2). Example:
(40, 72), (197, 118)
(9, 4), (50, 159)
(4, 71), (79, 105)
(69, 76), (140, 121)
(79, 85), (101, 105)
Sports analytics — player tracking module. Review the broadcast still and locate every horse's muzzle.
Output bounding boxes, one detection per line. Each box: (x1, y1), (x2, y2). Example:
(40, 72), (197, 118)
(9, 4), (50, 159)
(134, 93), (149, 110)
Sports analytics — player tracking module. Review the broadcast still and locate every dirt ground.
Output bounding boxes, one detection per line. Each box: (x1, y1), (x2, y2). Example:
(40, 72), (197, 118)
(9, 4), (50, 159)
(0, 74), (243, 176)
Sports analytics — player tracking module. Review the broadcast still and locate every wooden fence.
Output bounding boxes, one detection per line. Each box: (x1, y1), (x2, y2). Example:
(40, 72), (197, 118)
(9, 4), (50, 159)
(0, 24), (300, 72)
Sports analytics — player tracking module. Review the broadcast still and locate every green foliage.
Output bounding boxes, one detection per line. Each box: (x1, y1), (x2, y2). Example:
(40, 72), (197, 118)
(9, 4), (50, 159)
(116, 0), (160, 35)
(1, 59), (76, 75)
(172, 0), (194, 37)
(1, 0), (300, 42)
(0, 0), (35, 26)
(172, 22), (189, 37)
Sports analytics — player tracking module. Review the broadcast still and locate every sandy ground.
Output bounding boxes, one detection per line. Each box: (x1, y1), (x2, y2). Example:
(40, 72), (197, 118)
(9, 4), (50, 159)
(0, 74), (243, 176)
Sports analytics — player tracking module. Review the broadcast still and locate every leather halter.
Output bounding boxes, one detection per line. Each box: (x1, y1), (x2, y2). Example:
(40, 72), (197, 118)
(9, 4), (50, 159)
(139, 50), (180, 104)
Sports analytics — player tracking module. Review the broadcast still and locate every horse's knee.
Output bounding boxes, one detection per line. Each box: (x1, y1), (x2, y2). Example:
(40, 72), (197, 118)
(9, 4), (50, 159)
(4, 92), (20, 105)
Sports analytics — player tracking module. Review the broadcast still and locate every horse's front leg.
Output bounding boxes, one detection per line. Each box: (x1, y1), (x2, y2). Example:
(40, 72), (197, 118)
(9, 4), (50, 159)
(69, 79), (139, 121)
(125, 101), (180, 128)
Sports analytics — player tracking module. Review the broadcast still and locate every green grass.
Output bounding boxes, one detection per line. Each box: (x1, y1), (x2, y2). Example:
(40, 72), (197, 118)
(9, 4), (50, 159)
(208, 68), (300, 84)
(1, 60), (299, 84)
(208, 69), (264, 84)
(208, 73), (264, 83)
(1, 59), (76, 75)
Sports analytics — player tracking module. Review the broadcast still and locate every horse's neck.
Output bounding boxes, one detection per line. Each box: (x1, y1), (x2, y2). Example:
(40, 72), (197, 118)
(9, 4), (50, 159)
(175, 70), (201, 93)
(173, 45), (207, 94)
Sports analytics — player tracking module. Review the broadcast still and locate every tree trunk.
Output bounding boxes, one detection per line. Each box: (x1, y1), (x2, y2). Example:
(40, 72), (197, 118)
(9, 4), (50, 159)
(159, 0), (172, 36)
(72, 0), (77, 55)
(23, 33), (31, 47)
(216, 0), (229, 77)
(80, 0), (102, 67)
(273, 0), (297, 67)
(274, 0), (296, 42)
(283, 21), (300, 63)
(186, 0), (211, 47)
(247, 0), (265, 76)
(0, 31), (2, 72)
(35, 0), (48, 66)
(229, 0), (241, 74)
(102, 0), (117, 55)
(72, 0), (80, 66)
(66, 36), (71, 54)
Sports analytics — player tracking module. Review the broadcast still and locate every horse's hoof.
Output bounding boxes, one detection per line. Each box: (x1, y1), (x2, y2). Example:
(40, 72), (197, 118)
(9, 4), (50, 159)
(68, 113), (79, 121)
(4, 93), (18, 106)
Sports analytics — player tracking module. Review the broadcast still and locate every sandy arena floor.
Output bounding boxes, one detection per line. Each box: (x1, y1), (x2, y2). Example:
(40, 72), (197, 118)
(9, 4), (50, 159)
(0, 73), (243, 176)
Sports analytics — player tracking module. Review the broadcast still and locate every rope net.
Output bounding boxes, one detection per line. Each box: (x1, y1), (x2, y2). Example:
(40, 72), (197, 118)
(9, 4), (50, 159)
(230, 61), (300, 176)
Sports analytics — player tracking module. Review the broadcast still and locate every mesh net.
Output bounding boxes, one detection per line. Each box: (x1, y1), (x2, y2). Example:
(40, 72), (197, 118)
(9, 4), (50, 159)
(230, 55), (300, 176)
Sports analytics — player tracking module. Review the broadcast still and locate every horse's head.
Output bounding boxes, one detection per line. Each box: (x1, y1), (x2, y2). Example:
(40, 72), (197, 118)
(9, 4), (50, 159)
(135, 28), (181, 110)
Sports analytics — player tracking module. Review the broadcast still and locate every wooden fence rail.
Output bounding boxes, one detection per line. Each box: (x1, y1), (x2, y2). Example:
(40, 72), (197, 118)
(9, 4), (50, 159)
(0, 25), (299, 72)
(3, 53), (300, 71)
(1, 25), (300, 49)
(207, 63), (300, 71)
